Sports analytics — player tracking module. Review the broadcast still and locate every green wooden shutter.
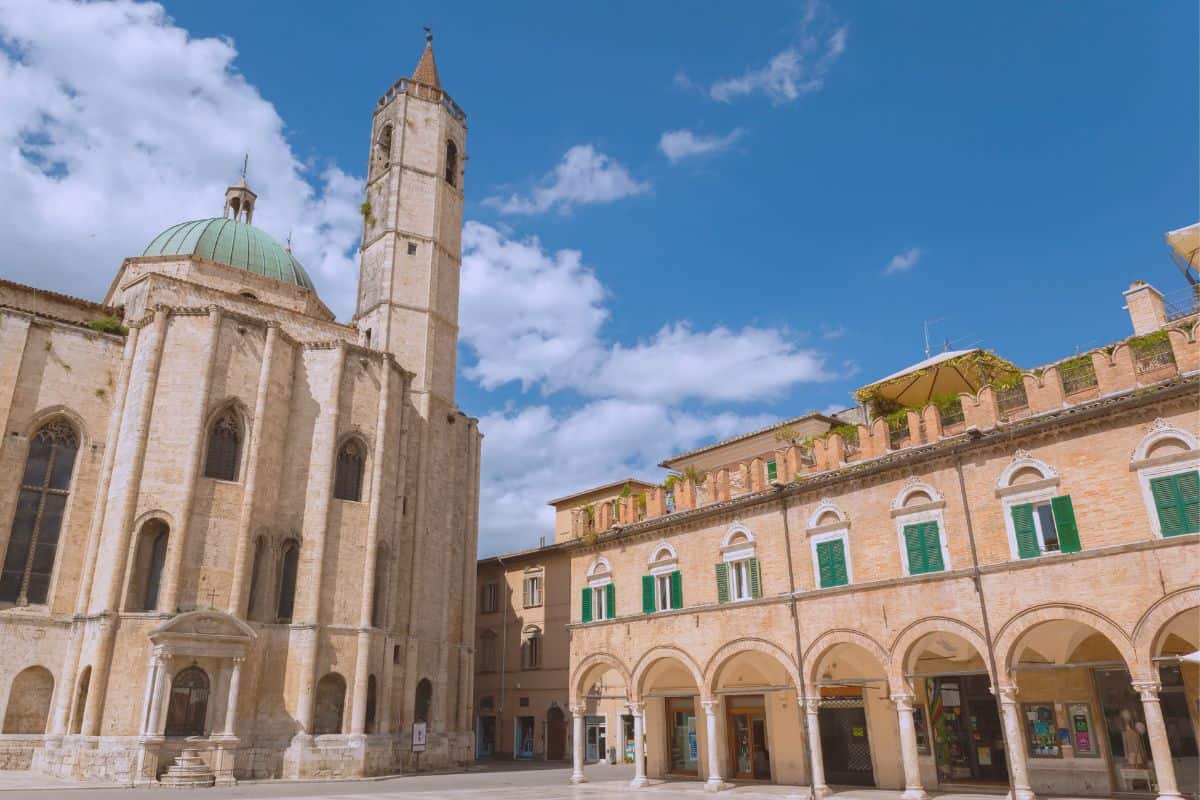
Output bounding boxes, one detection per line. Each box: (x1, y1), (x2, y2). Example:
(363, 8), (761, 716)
(1051, 495), (1081, 553)
(1011, 504), (1040, 559)
(1152, 471), (1200, 536)
(766, 459), (778, 482)
(904, 524), (926, 574)
(605, 583), (615, 619)
(749, 558), (762, 598)
(922, 522), (945, 572)
(669, 570), (683, 609)
(642, 575), (655, 614)
(581, 587), (592, 623)
(817, 539), (848, 588)
(715, 563), (730, 604)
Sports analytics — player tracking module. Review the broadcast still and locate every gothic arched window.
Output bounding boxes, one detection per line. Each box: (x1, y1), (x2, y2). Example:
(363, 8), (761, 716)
(334, 439), (365, 501)
(276, 539), (300, 623)
(1, 420), (79, 605)
(444, 140), (458, 187)
(127, 519), (169, 611)
(375, 124), (393, 174)
(414, 678), (433, 724)
(204, 411), (241, 481)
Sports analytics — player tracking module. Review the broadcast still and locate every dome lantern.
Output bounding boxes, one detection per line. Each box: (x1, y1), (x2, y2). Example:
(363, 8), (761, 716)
(223, 155), (257, 224)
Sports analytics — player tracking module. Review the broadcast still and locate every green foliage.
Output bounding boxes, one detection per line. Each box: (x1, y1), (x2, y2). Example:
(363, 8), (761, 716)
(360, 201), (372, 217)
(885, 407), (910, 431)
(683, 466), (705, 485)
(1059, 354), (1093, 372)
(582, 531), (599, 546)
(662, 474), (681, 491)
(829, 424), (859, 444)
(636, 491), (647, 509)
(619, 482), (633, 498)
(773, 424), (802, 443)
(929, 392), (961, 415)
(1128, 330), (1169, 354)
(989, 373), (1024, 392)
(86, 316), (128, 336)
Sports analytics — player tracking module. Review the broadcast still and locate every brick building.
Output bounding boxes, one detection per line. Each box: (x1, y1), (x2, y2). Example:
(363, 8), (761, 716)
(476, 249), (1199, 800)
(0, 35), (481, 785)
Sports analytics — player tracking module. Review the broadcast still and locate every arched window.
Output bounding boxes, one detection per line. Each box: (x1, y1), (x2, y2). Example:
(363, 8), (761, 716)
(165, 667), (210, 737)
(375, 124), (393, 173)
(314, 673), (346, 735)
(2, 666), (54, 733)
(521, 625), (543, 670)
(204, 410), (241, 481)
(444, 140), (458, 187)
(414, 677), (433, 724)
(365, 674), (378, 734)
(246, 536), (268, 621)
(276, 539), (300, 623)
(334, 439), (365, 501)
(370, 545), (388, 628)
(1131, 422), (1199, 539)
(69, 666), (90, 735)
(127, 519), (169, 611)
(1, 419), (79, 605)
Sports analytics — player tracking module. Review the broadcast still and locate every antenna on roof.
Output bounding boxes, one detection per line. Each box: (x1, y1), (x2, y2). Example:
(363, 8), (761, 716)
(241, 153), (249, 181)
(922, 318), (943, 359)
(286, 230), (293, 253)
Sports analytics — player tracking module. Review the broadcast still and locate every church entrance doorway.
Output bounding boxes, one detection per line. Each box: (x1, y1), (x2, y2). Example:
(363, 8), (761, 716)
(165, 666), (210, 737)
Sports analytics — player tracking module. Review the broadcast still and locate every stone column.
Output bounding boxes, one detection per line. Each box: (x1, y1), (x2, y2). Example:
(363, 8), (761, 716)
(701, 699), (725, 792)
(146, 652), (172, 737)
(630, 702), (647, 788)
(570, 705), (587, 784)
(1132, 680), (1186, 800)
(892, 693), (929, 800)
(997, 686), (1036, 800)
(222, 658), (244, 737)
(138, 654), (159, 736)
(804, 697), (831, 799)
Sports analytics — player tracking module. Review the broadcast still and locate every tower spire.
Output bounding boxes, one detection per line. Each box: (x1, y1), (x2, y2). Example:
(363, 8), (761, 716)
(411, 28), (441, 88)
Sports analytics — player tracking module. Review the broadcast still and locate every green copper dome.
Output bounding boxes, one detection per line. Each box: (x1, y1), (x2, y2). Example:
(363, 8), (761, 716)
(143, 217), (316, 291)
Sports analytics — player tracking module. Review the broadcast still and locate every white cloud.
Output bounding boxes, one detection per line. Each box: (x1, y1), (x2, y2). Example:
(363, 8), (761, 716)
(885, 247), (923, 275)
(708, 4), (847, 105)
(478, 400), (775, 555)
(461, 223), (829, 404)
(483, 144), (650, 215)
(658, 128), (745, 163)
(0, 0), (363, 318)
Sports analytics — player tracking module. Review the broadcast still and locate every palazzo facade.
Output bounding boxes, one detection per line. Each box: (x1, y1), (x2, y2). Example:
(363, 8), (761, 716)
(476, 257), (1199, 800)
(0, 36), (481, 785)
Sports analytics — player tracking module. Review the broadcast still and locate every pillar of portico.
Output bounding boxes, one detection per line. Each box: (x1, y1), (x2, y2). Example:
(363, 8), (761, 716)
(630, 702), (647, 788)
(221, 657), (244, 738)
(804, 697), (831, 799)
(145, 652), (172, 737)
(892, 693), (929, 800)
(701, 699), (726, 792)
(997, 686), (1036, 800)
(1132, 680), (1186, 800)
(570, 705), (587, 784)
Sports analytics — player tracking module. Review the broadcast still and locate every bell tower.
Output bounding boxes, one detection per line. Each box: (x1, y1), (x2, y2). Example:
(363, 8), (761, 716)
(355, 31), (466, 414)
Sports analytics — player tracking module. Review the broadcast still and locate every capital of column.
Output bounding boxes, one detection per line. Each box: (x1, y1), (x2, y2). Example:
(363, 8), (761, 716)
(803, 696), (821, 715)
(891, 692), (915, 711)
(700, 699), (720, 715)
(1130, 679), (1162, 702)
(230, 656), (245, 666)
(996, 685), (1018, 705)
(569, 704), (586, 717)
(628, 701), (645, 716)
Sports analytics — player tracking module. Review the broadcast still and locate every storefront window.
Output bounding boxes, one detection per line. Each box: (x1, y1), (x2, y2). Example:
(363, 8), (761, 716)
(667, 698), (698, 774)
(1065, 702), (1099, 757)
(1022, 702), (1061, 758)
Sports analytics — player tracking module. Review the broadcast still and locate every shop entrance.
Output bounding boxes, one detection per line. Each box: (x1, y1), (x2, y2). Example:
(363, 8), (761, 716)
(515, 715), (535, 759)
(726, 695), (770, 781)
(926, 675), (1007, 784)
(546, 705), (566, 761)
(622, 714), (635, 763)
(819, 692), (875, 786)
(585, 715), (606, 762)
(477, 715), (496, 757)
(666, 697), (698, 775)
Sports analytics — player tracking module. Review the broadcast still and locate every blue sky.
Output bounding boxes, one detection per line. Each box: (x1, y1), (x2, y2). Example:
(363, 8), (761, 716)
(1, 1), (1196, 555)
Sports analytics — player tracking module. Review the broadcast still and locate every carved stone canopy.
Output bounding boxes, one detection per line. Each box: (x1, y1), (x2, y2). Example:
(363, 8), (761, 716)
(149, 610), (256, 660)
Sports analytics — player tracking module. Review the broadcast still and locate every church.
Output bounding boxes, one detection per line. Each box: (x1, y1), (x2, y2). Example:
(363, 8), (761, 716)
(0, 35), (480, 785)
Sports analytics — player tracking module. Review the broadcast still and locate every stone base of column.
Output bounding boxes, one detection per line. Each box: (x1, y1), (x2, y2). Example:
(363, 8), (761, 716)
(811, 784), (834, 799)
(704, 776), (729, 792)
(1006, 789), (1036, 800)
(901, 788), (929, 800)
(629, 775), (649, 788)
(1154, 794), (1186, 800)
(210, 736), (239, 786)
(569, 772), (587, 784)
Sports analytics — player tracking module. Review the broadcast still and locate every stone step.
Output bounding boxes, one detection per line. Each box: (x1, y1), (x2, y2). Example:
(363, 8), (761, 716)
(161, 748), (215, 788)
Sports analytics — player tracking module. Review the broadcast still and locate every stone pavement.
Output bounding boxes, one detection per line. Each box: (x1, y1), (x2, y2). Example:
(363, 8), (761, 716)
(0, 764), (1124, 799)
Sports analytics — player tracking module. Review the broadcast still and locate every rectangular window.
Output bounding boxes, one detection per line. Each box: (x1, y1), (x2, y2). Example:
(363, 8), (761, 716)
(1012, 495), (1081, 558)
(592, 585), (610, 621)
(656, 574), (671, 611)
(766, 458), (778, 483)
(903, 521), (945, 575)
(816, 538), (849, 588)
(481, 581), (499, 613)
(1150, 471), (1200, 537)
(523, 575), (542, 608)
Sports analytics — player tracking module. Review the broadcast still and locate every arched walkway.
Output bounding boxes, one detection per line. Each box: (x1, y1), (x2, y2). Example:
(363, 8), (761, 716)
(631, 648), (705, 786)
(569, 653), (631, 785)
(1137, 596), (1199, 798)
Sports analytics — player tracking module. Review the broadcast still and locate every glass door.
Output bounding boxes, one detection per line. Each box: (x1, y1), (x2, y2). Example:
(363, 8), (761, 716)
(726, 695), (769, 781)
(667, 698), (698, 775)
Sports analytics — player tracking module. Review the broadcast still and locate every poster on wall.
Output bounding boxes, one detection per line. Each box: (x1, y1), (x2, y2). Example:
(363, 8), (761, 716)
(1023, 702), (1061, 758)
(412, 721), (427, 752)
(1067, 703), (1098, 757)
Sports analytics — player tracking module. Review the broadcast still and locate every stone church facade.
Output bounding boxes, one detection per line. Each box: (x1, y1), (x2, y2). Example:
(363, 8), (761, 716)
(0, 36), (480, 785)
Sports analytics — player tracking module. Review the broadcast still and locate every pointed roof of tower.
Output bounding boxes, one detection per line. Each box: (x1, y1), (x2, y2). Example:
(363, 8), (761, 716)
(411, 28), (441, 88)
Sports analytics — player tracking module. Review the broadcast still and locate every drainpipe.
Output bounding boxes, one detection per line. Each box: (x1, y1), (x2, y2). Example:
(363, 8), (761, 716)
(953, 452), (1016, 799)
(776, 485), (814, 781)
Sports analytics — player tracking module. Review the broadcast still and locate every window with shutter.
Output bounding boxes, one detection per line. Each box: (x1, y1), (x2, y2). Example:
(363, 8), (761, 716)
(715, 562), (730, 604)
(766, 459), (778, 482)
(669, 570), (683, 609)
(904, 522), (943, 574)
(581, 587), (592, 623)
(1050, 495), (1081, 553)
(642, 575), (655, 614)
(605, 583), (615, 620)
(748, 558), (762, 598)
(816, 539), (848, 588)
(1151, 471), (1200, 536)
(1011, 504), (1040, 559)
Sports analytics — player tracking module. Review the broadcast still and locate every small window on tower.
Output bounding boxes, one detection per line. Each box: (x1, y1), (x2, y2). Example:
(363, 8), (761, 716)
(407, 242), (418, 255)
(444, 140), (458, 187)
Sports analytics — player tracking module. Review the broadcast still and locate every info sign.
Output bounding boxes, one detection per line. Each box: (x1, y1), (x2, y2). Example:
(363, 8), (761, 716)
(412, 721), (428, 752)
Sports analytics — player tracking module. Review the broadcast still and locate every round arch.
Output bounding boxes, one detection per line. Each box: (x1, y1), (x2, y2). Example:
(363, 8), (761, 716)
(1131, 419), (1198, 463)
(1133, 587), (1200, 674)
(571, 652), (632, 706)
(889, 616), (994, 690)
(721, 523), (756, 547)
(891, 480), (944, 511)
(703, 637), (802, 697)
(806, 628), (892, 689)
(631, 646), (705, 702)
(808, 499), (847, 528)
(995, 452), (1059, 489)
(993, 603), (1140, 681)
